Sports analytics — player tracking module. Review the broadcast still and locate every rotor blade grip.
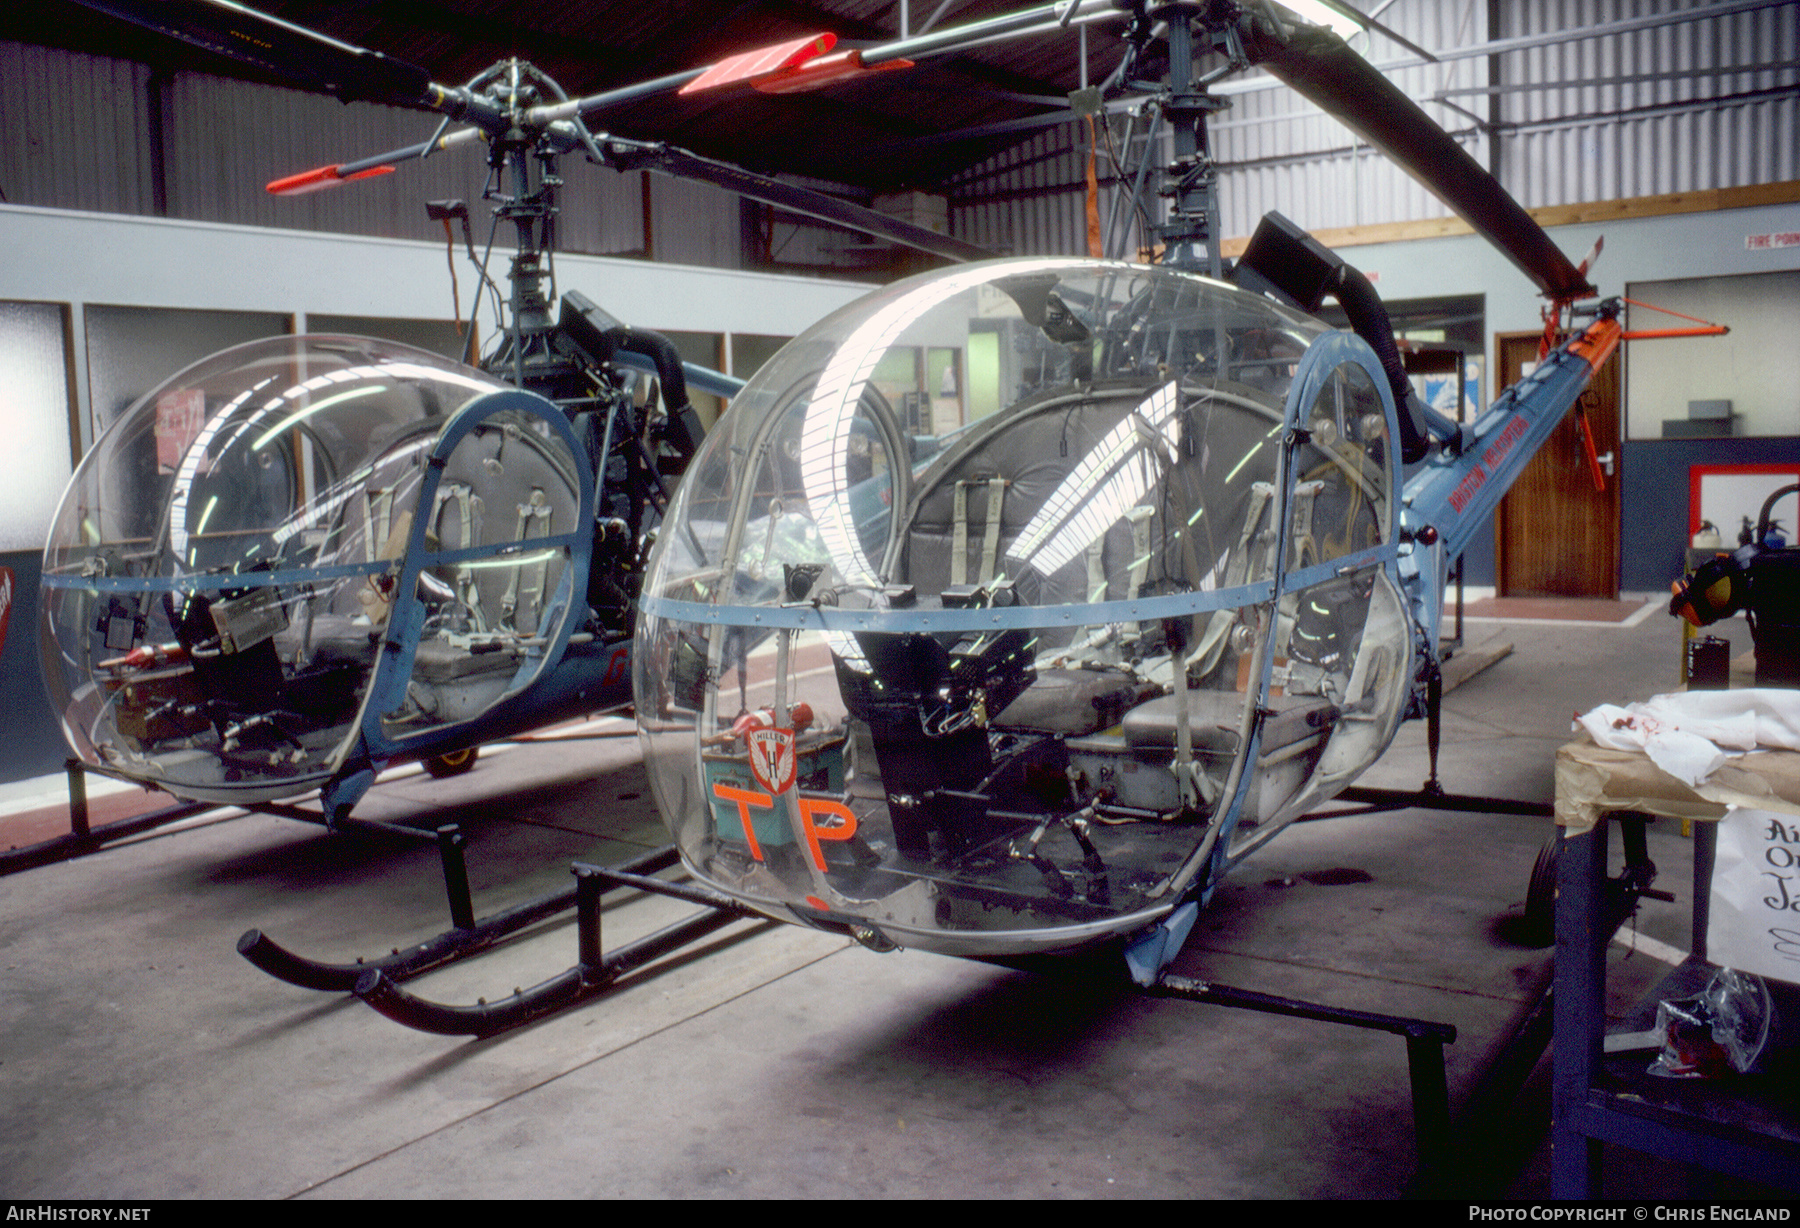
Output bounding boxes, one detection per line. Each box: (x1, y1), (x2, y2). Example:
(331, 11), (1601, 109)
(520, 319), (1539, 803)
(533, 71), (709, 127)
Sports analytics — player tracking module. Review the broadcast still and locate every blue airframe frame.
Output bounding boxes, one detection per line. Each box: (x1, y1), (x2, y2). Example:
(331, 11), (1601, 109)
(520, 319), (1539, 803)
(37, 382), (598, 814)
(1202, 329), (1403, 898)
(42, 559), (398, 596)
(357, 386), (598, 761)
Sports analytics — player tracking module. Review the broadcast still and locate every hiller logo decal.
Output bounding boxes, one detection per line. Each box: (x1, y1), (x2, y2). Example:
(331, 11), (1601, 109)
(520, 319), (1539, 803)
(747, 726), (797, 795)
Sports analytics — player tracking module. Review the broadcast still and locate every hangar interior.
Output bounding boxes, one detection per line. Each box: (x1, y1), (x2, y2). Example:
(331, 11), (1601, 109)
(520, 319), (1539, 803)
(2, 0), (1799, 1200)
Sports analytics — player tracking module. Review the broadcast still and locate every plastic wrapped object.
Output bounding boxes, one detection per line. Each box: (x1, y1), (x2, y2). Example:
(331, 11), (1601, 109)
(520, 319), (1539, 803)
(1649, 967), (1775, 1078)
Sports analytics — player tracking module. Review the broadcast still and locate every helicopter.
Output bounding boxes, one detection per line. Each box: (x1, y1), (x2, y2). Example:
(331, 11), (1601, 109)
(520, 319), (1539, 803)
(37, 0), (1677, 1005)
(626, 2), (1640, 976)
(36, 0), (993, 830)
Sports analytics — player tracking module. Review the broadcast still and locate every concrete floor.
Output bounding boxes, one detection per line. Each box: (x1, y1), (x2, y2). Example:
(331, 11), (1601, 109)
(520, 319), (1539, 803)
(0, 600), (1728, 1198)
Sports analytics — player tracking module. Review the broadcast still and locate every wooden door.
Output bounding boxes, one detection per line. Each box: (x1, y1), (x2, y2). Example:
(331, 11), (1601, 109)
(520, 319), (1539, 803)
(1494, 332), (1621, 598)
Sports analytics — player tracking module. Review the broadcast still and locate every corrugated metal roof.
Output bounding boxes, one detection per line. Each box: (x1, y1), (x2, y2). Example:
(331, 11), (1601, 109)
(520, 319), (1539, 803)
(4, 0), (1793, 258)
(4, 0), (1131, 191)
(948, 0), (1798, 247)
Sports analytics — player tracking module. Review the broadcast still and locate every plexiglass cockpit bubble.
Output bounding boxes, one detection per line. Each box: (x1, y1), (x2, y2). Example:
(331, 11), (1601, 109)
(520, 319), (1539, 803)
(41, 335), (586, 802)
(636, 259), (1411, 957)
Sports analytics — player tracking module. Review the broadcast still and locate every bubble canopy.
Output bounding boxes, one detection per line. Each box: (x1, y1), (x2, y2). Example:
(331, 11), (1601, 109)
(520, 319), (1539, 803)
(41, 335), (591, 802)
(636, 258), (1413, 958)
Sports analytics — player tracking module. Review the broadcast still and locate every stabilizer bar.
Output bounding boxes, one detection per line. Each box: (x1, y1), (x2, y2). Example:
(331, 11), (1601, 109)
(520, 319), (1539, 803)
(238, 844), (682, 992)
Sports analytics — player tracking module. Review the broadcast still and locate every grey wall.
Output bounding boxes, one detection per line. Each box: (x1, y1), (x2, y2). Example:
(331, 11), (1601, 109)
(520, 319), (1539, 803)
(1, 552), (74, 781)
(0, 39), (900, 278)
(1625, 268), (1800, 440)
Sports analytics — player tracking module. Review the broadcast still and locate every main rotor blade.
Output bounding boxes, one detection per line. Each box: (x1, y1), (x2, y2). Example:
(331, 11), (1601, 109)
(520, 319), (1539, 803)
(1240, 17), (1592, 300)
(600, 138), (993, 264)
(72, 0), (436, 109)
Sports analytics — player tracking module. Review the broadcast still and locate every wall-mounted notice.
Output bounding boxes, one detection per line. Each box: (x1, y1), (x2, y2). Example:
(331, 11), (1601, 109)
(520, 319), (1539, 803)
(155, 388), (206, 474)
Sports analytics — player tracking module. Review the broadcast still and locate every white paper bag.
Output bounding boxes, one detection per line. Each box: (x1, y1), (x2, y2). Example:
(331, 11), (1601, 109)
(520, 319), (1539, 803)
(1707, 807), (1800, 986)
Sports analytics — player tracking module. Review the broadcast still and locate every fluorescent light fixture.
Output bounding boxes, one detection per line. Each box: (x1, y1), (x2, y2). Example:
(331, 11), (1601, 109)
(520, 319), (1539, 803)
(1277, 0), (1363, 41)
(1008, 382), (1181, 577)
(461, 549), (560, 570)
(253, 384), (388, 451)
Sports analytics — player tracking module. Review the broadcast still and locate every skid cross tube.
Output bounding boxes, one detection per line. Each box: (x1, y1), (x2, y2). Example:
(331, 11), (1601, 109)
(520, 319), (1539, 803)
(353, 859), (756, 1037)
(330, 815), (477, 929)
(1148, 973), (1458, 1181)
(1306, 785), (1555, 821)
(0, 758), (479, 879)
(239, 844), (683, 992)
(0, 759), (219, 876)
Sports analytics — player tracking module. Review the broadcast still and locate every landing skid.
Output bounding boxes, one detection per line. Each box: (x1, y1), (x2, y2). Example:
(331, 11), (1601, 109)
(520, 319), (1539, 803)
(354, 864), (759, 1037)
(240, 847), (759, 1038)
(4, 718), (641, 877)
(0, 759), (220, 876)
(238, 843), (682, 992)
(294, 783), (1564, 1039)
(241, 776), (1624, 1194)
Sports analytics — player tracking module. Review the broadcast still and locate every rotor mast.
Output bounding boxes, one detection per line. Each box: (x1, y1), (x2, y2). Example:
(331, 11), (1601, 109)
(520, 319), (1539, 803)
(1152, 2), (1234, 277)
(479, 62), (585, 399)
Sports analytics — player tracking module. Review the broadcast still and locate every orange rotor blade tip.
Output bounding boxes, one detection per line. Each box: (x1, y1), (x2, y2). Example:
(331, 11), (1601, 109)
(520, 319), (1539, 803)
(1577, 235), (1604, 277)
(268, 164), (397, 196)
(267, 165), (344, 196)
(680, 32), (839, 95)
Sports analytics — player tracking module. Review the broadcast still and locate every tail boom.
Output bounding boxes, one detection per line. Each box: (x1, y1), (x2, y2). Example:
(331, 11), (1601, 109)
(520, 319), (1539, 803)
(1397, 306), (1623, 647)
